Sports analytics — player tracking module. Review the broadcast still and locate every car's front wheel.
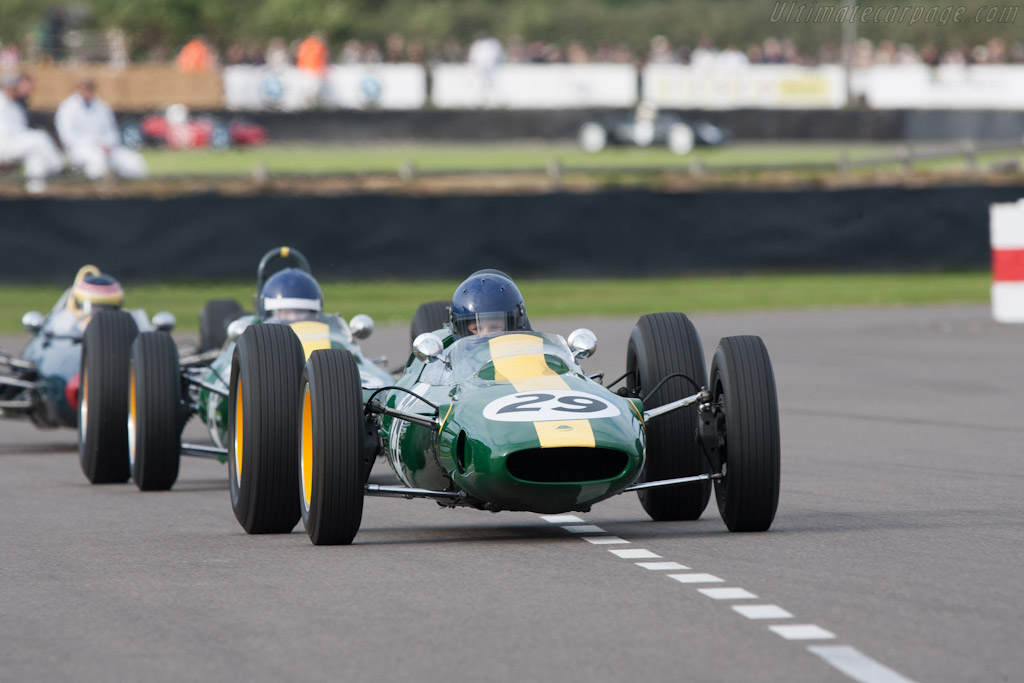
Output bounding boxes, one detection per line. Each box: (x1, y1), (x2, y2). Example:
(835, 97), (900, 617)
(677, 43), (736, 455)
(627, 312), (710, 521)
(129, 331), (183, 491)
(79, 310), (139, 484)
(709, 336), (780, 532)
(228, 324), (305, 534)
(299, 349), (367, 545)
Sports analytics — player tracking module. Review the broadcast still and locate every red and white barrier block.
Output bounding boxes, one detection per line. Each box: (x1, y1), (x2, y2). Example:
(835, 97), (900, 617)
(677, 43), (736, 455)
(990, 199), (1024, 323)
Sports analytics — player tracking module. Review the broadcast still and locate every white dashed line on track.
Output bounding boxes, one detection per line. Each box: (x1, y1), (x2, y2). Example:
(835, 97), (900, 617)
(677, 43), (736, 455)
(699, 587), (757, 600)
(667, 573), (724, 584)
(581, 536), (629, 544)
(607, 549), (661, 559)
(636, 562), (690, 571)
(540, 515), (585, 524)
(733, 604), (794, 620)
(808, 646), (918, 683)
(539, 515), (917, 683)
(769, 624), (837, 640)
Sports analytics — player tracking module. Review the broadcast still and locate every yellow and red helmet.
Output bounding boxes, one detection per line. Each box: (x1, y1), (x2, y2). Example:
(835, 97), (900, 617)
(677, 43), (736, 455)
(68, 265), (124, 315)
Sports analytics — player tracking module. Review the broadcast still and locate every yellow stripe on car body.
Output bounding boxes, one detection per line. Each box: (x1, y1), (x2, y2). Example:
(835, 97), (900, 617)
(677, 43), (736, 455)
(289, 321), (331, 359)
(488, 334), (595, 448)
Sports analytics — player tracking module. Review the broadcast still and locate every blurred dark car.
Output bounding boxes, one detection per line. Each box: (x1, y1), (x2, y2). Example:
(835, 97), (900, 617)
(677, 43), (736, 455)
(578, 105), (730, 155)
(120, 104), (267, 150)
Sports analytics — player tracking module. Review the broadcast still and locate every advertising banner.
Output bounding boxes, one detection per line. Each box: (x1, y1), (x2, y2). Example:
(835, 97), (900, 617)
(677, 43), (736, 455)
(223, 64), (427, 111)
(431, 64), (638, 109)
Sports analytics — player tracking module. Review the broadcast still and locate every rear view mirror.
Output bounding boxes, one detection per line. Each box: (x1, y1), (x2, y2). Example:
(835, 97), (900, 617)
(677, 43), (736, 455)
(567, 328), (597, 360)
(22, 311), (44, 333)
(152, 311), (176, 332)
(412, 333), (444, 363)
(349, 314), (374, 340)
(226, 318), (252, 343)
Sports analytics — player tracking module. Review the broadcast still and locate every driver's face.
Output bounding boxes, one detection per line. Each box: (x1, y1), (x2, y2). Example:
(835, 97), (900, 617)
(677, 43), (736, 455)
(467, 319), (506, 335)
(273, 309), (315, 322)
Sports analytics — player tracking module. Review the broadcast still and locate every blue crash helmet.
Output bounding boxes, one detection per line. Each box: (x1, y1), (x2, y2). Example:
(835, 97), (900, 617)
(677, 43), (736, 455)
(450, 272), (528, 338)
(259, 268), (323, 322)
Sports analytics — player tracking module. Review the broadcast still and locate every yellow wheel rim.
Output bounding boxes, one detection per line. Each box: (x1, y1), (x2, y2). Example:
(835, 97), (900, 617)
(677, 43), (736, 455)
(301, 385), (313, 511)
(128, 366), (137, 465)
(234, 378), (243, 487)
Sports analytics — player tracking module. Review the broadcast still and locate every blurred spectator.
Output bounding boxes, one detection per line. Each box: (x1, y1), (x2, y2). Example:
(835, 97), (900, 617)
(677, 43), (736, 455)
(566, 40), (589, 63)
(406, 38), (426, 63)
(761, 37), (784, 64)
(718, 45), (749, 68)
(176, 36), (215, 72)
(385, 33), (406, 62)
(55, 79), (147, 180)
(0, 43), (20, 71)
(505, 35), (526, 63)
(0, 74), (64, 193)
(361, 42), (382, 63)
(296, 32), (328, 75)
(43, 7), (66, 61)
(648, 35), (676, 64)
(468, 32), (504, 69)
(339, 39), (363, 64)
(266, 37), (290, 69)
(690, 36), (717, 67)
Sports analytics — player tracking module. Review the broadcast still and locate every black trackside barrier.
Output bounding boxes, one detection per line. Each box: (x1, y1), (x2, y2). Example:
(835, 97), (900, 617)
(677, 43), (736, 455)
(26, 108), (1024, 142)
(0, 184), (1020, 283)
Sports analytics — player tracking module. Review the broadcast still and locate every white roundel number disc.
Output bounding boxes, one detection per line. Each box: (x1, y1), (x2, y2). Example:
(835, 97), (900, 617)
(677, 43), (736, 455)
(483, 390), (620, 422)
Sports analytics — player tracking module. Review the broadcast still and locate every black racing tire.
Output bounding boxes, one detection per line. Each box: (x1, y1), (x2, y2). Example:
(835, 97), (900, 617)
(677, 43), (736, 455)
(299, 349), (366, 545)
(627, 312), (710, 521)
(79, 310), (139, 484)
(709, 336), (780, 532)
(410, 301), (450, 343)
(199, 299), (245, 353)
(129, 332), (183, 491)
(228, 323), (305, 534)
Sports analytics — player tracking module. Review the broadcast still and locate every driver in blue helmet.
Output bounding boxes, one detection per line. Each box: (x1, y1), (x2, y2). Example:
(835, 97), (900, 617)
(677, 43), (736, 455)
(450, 271), (529, 338)
(259, 268), (323, 323)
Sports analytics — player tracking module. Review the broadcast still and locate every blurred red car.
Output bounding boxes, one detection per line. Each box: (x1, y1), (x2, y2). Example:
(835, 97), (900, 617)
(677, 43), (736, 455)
(121, 104), (267, 150)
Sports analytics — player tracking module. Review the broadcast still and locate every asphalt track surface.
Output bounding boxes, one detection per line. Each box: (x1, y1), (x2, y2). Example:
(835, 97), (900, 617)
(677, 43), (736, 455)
(1, 306), (1021, 683)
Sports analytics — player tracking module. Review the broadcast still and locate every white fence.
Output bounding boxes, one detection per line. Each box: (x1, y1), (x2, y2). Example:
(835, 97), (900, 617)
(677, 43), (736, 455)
(222, 63), (1024, 111)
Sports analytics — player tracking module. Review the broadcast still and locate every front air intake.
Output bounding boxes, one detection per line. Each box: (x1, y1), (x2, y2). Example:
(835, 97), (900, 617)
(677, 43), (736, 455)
(506, 448), (628, 483)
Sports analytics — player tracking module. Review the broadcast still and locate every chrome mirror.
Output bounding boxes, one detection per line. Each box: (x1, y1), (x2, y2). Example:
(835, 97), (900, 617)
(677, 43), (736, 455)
(349, 314), (374, 340)
(412, 333), (444, 363)
(152, 311), (176, 332)
(22, 311), (44, 333)
(226, 318), (251, 343)
(567, 328), (597, 360)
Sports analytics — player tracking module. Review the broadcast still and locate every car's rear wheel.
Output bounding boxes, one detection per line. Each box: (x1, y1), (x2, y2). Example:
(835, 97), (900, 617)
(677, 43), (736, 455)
(709, 336), (780, 532)
(228, 324), (304, 534)
(300, 349), (366, 545)
(667, 123), (696, 155)
(627, 312), (710, 521)
(79, 310), (139, 484)
(199, 299), (244, 352)
(410, 301), (449, 343)
(577, 122), (607, 153)
(130, 331), (183, 491)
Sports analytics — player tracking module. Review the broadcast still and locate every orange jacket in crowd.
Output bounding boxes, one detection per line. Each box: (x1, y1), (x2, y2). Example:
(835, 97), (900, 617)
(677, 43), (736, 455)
(296, 36), (328, 76)
(177, 39), (213, 72)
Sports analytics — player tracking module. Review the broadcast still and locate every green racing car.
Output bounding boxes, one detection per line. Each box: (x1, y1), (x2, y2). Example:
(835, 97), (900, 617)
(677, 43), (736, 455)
(229, 271), (781, 545)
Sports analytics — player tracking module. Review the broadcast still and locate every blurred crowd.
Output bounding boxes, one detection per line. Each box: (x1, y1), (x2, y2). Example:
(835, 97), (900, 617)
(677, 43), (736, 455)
(3, 30), (1024, 73)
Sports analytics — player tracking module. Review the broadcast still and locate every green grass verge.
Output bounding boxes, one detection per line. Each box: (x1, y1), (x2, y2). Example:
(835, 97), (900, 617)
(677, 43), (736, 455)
(0, 272), (990, 335)
(142, 141), (991, 176)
